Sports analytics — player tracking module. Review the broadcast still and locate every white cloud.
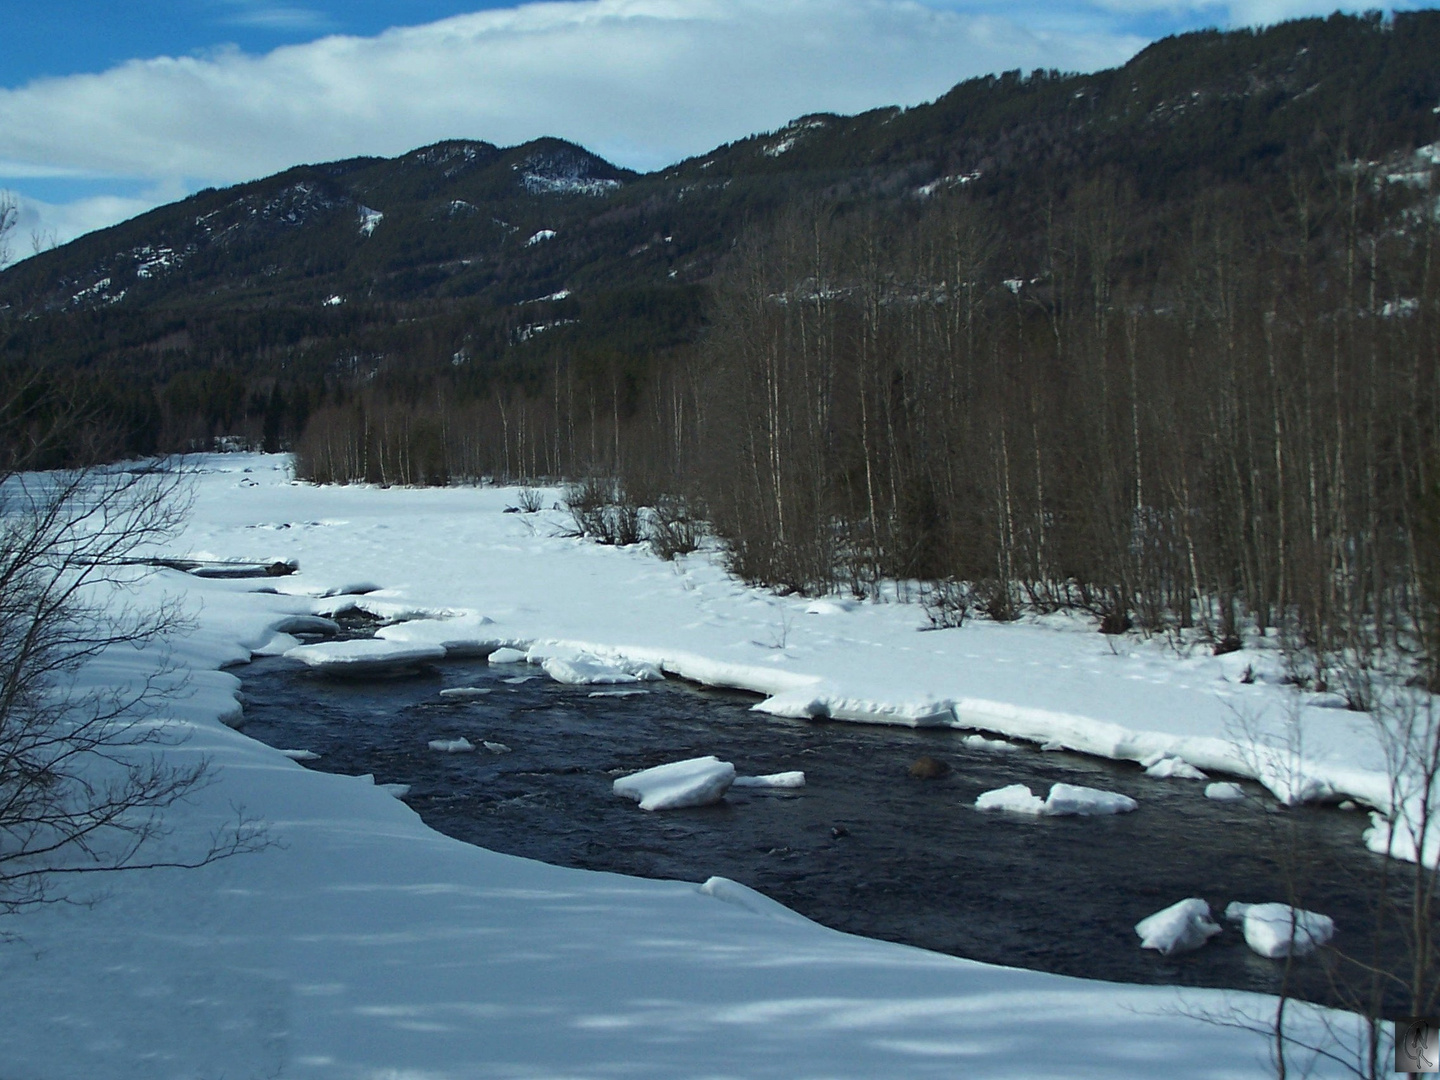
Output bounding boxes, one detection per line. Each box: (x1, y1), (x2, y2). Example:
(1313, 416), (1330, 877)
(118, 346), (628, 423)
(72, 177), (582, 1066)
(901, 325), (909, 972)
(0, 0), (1148, 246)
(1, 189), (169, 266)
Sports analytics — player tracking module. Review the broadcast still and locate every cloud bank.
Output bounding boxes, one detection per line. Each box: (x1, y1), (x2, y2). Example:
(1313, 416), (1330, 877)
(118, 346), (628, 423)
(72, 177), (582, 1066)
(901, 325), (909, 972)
(0, 0), (1152, 247)
(1, 0), (1425, 248)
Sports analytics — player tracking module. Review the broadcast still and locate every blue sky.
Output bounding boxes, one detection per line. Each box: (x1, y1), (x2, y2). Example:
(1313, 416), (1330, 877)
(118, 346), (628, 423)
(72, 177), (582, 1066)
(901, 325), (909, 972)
(1, 0), (1435, 257)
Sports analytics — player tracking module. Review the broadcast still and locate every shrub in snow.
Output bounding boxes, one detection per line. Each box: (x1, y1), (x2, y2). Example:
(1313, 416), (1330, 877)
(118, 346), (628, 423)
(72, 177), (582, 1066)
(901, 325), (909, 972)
(1135, 898), (1222, 955)
(613, 756), (736, 810)
(1225, 902), (1335, 958)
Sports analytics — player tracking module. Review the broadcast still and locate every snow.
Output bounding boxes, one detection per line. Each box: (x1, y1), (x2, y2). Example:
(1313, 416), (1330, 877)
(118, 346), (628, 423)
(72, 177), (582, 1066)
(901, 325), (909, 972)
(284, 638), (446, 675)
(976, 782), (1138, 816)
(962, 733), (1019, 752)
(358, 205), (383, 235)
(975, 783), (1048, 814)
(1045, 782), (1139, 816)
(1226, 902), (1336, 959)
(732, 770), (806, 789)
(539, 650), (663, 685)
(526, 228), (557, 245)
(0, 453), (1403, 1077)
(438, 685), (491, 699)
(613, 755), (737, 810)
(1135, 898), (1223, 955)
(1207, 782), (1248, 801)
(375, 612), (499, 656)
(428, 737), (475, 752)
(278, 748), (320, 760)
(1144, 753), (1208, 780)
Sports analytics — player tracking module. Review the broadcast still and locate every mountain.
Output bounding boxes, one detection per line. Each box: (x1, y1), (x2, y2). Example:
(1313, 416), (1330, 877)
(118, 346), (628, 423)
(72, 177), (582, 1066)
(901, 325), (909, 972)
(1, 9), (1437, 460)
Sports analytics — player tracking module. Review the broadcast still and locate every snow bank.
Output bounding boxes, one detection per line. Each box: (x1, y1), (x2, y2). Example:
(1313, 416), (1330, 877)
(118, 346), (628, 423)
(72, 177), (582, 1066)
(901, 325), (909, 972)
(539, 652), (663, 685)
(732, 771), (806, 789)
(1135, 898), (1222, 955)
(613, 756), (736, 810)
(1226, 902), (1335, 958)
(976, 782), (1138, 816)
(284, 638), (446, 676)
(1144, 753), (1208, 780)
(376, 613), (501, 657)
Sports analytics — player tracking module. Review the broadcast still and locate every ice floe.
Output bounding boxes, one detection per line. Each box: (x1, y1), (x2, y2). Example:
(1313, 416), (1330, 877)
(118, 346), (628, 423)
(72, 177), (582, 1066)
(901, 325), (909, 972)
(488, 647), (528, 664)
(1144, 753), (1208, 780)
(1205, 782), (1247, 802)
(613, 755), (736, 810)
(1135, 898), (1222, 955)
(278, 748), (320, 761)
(962, 733), (1020, 753)
(540, 653), (663, 685)
(1225, 902), (1335, 958)
(285, 639), (446, 676)
(976, 782), (1138, 816)
(732, 771), (806, 789)
(375, 614), (499, 657)
(439, 686), (491, 699)
(975, 783), (1048, 815)
(428, 738), (476, 753)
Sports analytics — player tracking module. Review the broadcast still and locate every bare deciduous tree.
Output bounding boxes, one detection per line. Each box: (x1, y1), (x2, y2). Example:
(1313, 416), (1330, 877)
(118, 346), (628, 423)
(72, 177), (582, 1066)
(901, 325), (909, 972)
(0, 454), (264, 920)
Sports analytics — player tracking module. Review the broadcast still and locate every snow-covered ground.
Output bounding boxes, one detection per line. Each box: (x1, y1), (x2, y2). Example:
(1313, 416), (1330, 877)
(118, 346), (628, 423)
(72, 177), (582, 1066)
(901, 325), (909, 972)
(0, 454), (1397, 1077)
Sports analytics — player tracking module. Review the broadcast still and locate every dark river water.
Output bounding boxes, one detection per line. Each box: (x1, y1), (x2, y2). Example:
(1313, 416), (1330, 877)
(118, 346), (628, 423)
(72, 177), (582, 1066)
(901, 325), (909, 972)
(235, 642), (1410, 1014)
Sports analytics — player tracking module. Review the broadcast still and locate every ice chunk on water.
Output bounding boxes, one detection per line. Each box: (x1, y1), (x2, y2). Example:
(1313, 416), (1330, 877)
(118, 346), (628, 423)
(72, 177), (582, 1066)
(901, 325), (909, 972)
(285, 639), (446, 677)
(482, 741), (512, 754)
(613, 756), (736, 811)
(962, 733), (1019, 753)
(488, 647), (527, 664)
(1043, 783), (1138, 816)
(976, 782), (1137, 816)
(379, 783), (411, 798)
(541, 654), (663, 685)
(1144, 755), (1208, 780)
(376, 614), (498, 657)
(1205, 782), (1247, 801)
(429, 738), (475, 753)
(278, 748), (320, 761)
(439, 686), (491, 699)
(732, 771), (805, 789)
(1225, 902), (1335, 958)
(975, 783), (1047, 815)
(1135, 898), (1222, 955)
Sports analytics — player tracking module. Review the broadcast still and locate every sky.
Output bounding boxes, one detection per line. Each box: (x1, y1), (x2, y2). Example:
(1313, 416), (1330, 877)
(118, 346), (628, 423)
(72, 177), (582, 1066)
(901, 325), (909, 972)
(1, 0), (1437, 259)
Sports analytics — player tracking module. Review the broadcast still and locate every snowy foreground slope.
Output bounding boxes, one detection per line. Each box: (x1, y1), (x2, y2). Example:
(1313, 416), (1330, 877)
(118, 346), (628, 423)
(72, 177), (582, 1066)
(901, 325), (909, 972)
(1, 455), (1389, 1078)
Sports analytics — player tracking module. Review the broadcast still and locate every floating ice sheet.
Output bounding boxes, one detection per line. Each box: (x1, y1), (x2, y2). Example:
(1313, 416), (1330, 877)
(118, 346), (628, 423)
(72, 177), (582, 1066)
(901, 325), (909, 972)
(613, 756), (736, 811)
(1135, 898), (1222, 956)
(1225, 902), (1335, 958)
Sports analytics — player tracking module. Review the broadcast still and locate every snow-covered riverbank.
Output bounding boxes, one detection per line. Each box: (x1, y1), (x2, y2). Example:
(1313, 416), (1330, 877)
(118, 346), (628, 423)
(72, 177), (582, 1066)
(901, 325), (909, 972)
(0, 454), (1392, 1077)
